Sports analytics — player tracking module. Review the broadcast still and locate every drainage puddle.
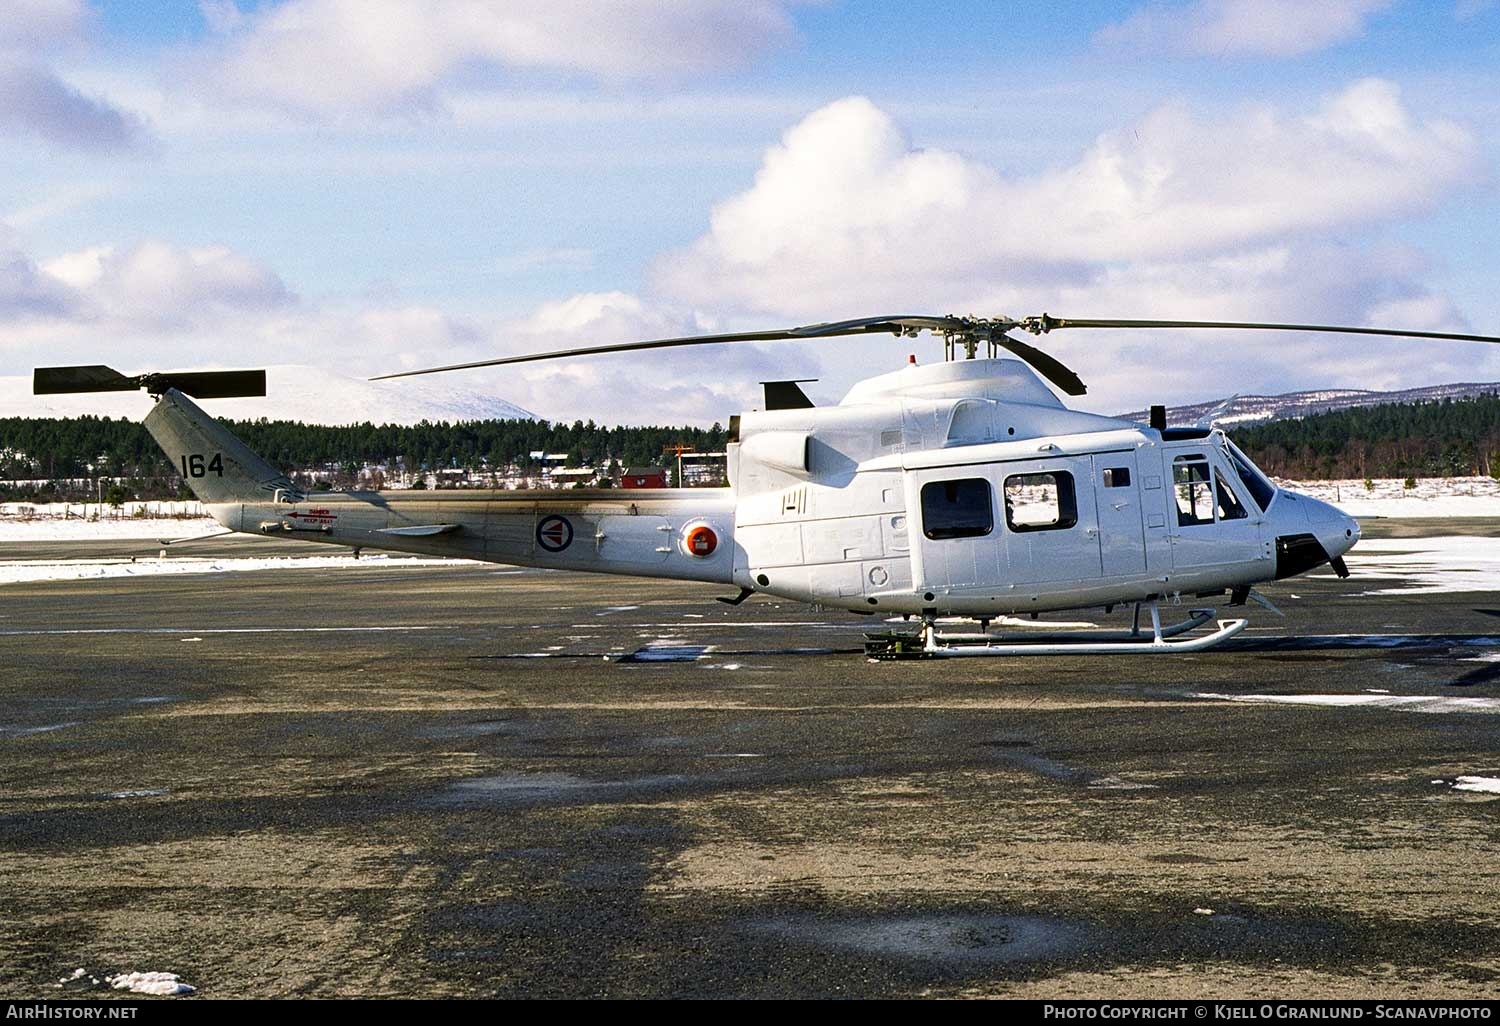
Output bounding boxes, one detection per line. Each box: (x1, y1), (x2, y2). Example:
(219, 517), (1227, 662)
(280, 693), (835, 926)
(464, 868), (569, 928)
(618, 643), (710, 663)
(438, 771), (696, 805)
(749, 910), (1347, 969)
(752, 914), (1089, 964)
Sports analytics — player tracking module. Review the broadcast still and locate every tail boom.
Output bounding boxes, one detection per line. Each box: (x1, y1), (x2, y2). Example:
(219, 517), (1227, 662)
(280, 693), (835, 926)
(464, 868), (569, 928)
(39, 365), (738, 584)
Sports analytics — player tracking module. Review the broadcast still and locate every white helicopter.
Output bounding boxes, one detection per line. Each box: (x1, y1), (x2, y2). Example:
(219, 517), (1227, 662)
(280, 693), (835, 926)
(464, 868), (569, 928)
(34, 314), (1500, 659)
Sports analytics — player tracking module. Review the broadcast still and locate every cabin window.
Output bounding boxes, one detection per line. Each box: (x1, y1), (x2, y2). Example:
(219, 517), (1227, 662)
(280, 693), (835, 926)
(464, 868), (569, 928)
(1103, 467), (1131, 488)
(921, 478), (994, 540)
(1003, 472), (1077, 532)
(1173, 456), (1215, 525)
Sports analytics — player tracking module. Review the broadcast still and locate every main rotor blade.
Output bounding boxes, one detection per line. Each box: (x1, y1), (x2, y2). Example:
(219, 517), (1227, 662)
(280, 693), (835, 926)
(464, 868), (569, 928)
(370, 316), (952, 381)
(995, 334), (1087, 395)
(1019, 315), (1500, 346)
(787, 314), (975, 337)
(371, 328), (817, 380)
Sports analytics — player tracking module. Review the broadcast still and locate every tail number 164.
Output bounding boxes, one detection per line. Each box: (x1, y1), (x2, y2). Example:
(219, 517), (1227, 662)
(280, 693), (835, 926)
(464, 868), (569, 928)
(180, 453), (224, 478)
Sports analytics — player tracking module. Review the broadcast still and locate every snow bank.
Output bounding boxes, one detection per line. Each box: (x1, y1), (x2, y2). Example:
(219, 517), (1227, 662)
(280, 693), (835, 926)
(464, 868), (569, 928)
(0, 500), (213, 539)
(1278, 477), (1500, 518)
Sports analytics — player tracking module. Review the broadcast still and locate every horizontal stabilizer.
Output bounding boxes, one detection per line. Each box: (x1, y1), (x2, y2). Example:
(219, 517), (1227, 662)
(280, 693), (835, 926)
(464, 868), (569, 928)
(34, 365), (266, 399)
(378, 524), (461, 537)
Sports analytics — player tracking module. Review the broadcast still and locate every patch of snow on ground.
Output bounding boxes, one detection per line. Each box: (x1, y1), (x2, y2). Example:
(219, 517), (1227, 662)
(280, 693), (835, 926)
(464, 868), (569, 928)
(627, 640), (711, 662)
(0, 552), (479, 585)
(1086, 775), (1158, 791)
(0, 515), (218, 540)
(106, 971), (195, 996)
(1, 722), (79, 737)
(1347, 536), (1500, 594)
(1454, 776), (1500, 794)
(1194, 692), (1500, 715)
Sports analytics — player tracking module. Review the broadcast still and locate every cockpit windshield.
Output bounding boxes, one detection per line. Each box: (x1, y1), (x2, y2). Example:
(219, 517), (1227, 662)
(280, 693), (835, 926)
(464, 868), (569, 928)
(1222, 438), (1277, 511)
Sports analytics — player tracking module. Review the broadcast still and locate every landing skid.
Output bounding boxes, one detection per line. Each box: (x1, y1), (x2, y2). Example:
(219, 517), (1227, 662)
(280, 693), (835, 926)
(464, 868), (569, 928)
(864, 604), (1249, 660)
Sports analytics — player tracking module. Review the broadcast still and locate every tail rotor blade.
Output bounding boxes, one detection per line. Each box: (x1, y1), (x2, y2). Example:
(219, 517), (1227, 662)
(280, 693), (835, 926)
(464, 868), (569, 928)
(163, 370), (267, 399)
(33, 366), (266, 399)
(34, 365), (139, 394)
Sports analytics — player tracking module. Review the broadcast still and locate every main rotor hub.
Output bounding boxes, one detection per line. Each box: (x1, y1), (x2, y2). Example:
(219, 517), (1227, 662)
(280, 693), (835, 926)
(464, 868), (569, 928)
(938, 316), (1018, 361)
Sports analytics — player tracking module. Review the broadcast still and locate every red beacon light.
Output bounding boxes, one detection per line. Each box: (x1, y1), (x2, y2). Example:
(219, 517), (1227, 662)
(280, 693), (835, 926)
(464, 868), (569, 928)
(684, 524), (718, 557)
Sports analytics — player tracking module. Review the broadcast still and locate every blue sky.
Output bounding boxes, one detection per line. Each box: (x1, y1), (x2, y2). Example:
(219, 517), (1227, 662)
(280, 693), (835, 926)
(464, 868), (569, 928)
(3, 0), (1500, 425)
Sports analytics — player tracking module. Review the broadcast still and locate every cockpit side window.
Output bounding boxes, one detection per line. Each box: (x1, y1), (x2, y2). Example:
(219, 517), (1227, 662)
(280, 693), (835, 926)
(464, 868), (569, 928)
(1172, 456), (1215, 526)
(1215, 474), (1248, 520)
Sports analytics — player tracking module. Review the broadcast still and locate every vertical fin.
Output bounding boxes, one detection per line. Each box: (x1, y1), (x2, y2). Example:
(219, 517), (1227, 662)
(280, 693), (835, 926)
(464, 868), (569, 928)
(143, 388), (300, 504)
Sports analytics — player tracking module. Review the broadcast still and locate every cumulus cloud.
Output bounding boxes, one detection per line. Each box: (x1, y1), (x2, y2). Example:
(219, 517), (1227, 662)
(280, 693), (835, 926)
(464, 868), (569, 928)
(0, 59), (149, 151)
(972, 243), (1494, 409)
(0, 0), (87, 50)
(256, 290), (801, 424)
(34, 239), (293, 329)
(196, 0), (801, 115)
(653, 85), (1479, 318)
(440, 291), (806, 423)
(0, 1), (152, 150)
(0, 245), (79, 321)
(646, 85), (1494, 411)
(6, 70), (1491, 425)
(1097, 0), (1391, 57)
(0, 239), (789, 423)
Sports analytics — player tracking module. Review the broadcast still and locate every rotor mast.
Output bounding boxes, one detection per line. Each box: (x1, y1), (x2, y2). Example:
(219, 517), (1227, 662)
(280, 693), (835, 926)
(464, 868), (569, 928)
(939, 317), (1013, 361)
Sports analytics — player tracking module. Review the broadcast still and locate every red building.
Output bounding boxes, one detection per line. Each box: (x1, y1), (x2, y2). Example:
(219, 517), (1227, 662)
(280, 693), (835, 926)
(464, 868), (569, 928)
(621, 466), (669, 489)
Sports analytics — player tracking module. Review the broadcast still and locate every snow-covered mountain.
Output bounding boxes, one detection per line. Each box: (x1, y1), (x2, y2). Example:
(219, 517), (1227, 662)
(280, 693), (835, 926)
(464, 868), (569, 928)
(3, 365), (536, 426)
(1119, 382), (1500, 428)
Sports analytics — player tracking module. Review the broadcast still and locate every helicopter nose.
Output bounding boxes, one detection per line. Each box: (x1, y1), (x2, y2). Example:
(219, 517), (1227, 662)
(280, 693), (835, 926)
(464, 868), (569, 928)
(1271, 492), (1359, 579)
(1303, 495), (1360, 559)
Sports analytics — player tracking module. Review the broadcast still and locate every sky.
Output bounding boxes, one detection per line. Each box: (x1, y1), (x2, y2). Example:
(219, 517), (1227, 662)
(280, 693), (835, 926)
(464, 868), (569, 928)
(3, 0), (1500, 426)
